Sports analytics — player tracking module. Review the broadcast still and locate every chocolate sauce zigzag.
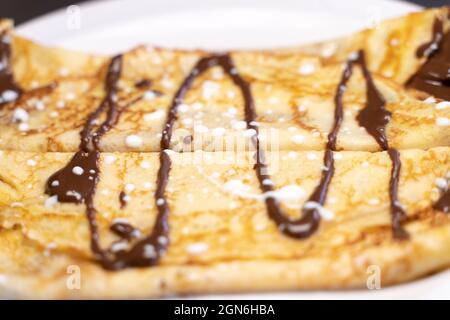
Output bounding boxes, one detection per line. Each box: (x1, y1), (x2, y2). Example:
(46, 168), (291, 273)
(45, 55), (158, 270)
(40, 42), (443, 269)
(169, 54), (330, 239)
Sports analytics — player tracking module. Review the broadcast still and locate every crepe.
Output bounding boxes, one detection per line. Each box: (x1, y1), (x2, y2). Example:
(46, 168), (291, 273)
(0, 17), (448, 152)
(0, 7), (448, 298)
(294, 6), (450, 97)
(0, 148), (448, 298)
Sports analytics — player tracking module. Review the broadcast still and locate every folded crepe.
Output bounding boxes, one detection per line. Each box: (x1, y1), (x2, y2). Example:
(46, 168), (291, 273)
(0, 13), (448, 152)
(0, 7), (448, 298)
(295, 6), (450, 99)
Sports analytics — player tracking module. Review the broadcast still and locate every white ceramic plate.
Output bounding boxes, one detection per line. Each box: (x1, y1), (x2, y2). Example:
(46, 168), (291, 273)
(17, 0), (450, 299)
(19, 0), (420, 53)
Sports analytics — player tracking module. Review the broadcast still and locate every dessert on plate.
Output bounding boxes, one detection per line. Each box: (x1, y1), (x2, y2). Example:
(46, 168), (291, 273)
(0, 7), (448, 298)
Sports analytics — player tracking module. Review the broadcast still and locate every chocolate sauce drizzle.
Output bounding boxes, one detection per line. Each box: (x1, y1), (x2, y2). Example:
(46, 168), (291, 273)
(434, 187), (449, 214)
(46, 55), (164, 269)
(351, 50), (408, 239)
(119, 191), (128, 209)
(407, 17), (450, 100)
(0, 31), (22, 107)
(42, 45), (442, 269)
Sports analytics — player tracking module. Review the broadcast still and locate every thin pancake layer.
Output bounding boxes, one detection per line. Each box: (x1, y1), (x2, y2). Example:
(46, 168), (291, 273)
(0, 148), (448, 297)
(0, 44), (448, 152)
(293, 7), (450, 92)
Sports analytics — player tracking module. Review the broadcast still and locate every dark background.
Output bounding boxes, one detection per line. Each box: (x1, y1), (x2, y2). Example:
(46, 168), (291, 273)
(0, 0), (448, 25)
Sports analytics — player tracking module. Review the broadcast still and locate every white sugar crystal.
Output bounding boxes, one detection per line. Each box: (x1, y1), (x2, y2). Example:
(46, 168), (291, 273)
(333, 153), (343, 160)
(56, 100), (66, 109)
(423, 97), (436, 104)
(140, 161), (151, 169)
(186, 242), (209, 255)
(112, 218), (129, 224)
(194, 124), (209, 133)
(66, 190), (81, 201)
(328, 196), (337, 204)
(27, 159), (36, 166)
(72, 166), (84, 175)
(51, 180), (60, 187)
(291, 134), (305, 144)
(59, 68), (69, 76)
(45, 195), (58, 208)
(211, 68), (224, 80)
(298, 105), (307, 112)
(435, 178), (447, 189)
(227, 90), (236, 99)
(182, 118), (193, 127)
(321, 43), (337, 58)
(227, 107), (237, 115)
(268, 97), (279, 104)
(202, 81), (219, 99)
(18, 123), (29, 132)
(152, 56), (161, 64)
(212, 127), (226, 136)
(243, 129), (257, 137)
(383, 70), (393, 78)
(156, 198), (165, 206)
(306, 153), (317, 160)
(10, 202), (23, 207)
(349, 51), (359, 61)
(34, 100), (45, 110)
(111, 241), (128, 252)
(144, 109), (165, 121)
(125, 183), (135, 193)
(12, 108), (29, 123)
(161, 78), (174, 89)
(224, 180), (250, 194)
(143, 90), (157, 100)
(267, 185), (305, 202)
(232, 120), (247, 130)
(143, 182), (152, 189)
(178, 103), (189, 113)
(436, 117), (450, 126)
(164, 149), (175, 156)
(368, 198), (380, 205)
(436, 101), (450, 110)
(211, 172), (220, 179)
(2, 90), (18, 102)
(298, 63), (316, 75)
(125, 134), (143, 148)
(303, 201), (334, 220)
(390, 38), (399, 46)
(104, 155), (116, 164)
(288, 151), (298, 159)
(143, 244), (157, 258)
(49, 111), (59, 118)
